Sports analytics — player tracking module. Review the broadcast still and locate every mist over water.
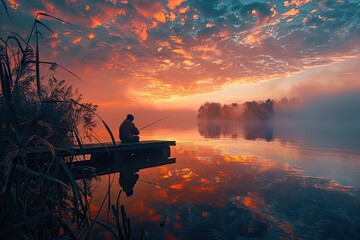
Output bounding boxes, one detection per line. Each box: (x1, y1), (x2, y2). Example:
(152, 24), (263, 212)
(276, 90), (360, 123)
(196, 90), (360, 149)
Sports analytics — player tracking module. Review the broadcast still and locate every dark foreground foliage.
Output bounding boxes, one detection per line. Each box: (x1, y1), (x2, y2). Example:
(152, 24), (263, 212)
(0, 9), (129, 240)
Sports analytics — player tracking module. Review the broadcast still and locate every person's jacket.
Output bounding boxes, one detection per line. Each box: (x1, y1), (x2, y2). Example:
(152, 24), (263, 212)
(119, 119), (139, 141)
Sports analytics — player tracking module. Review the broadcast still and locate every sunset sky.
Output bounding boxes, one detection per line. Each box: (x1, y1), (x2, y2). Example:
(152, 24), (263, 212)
(1, 0), (360, 124)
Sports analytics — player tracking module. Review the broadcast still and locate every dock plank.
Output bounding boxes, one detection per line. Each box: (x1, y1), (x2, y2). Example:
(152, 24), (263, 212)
(26, 140), (176, 159)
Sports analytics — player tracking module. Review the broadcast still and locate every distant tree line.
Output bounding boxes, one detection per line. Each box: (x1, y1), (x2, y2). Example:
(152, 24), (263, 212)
(197, 97), (297, 121)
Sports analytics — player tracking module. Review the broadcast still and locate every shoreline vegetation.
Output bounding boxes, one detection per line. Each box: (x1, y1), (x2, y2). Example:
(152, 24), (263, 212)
(0, 8), (130, 240)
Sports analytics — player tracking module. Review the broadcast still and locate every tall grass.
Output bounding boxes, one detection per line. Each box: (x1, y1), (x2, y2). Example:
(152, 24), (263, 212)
(0, 8), (124, 239)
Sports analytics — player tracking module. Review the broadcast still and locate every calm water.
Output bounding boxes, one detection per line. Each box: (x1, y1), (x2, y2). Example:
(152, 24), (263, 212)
(88, 121), (360, 240)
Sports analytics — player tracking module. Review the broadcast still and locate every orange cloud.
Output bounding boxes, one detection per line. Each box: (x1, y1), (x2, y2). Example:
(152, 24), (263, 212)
(132, 20), (148, 41)
(91, 16), (102, 28)
(178, 6), (190, 14)
(8, 0), (20, 10)
(157, 41), (171, 49)
(167, 0), (187, 10)
(134, 0), (166, 23)
(170, 35), (183, 44)
(172, 48), (192, 59)
(244, 30), (264, 45)
(90, 6), (126, 28)
(50, 39), (61, 48)
(169, 12), (176, 22)
(284, 0), (312, 7)
(88, 33), (95, 40)
(125, 53), (137, 62)
(154, 11), (166, 23)
(73, 37), (82, 45)
(193, 43), (221, 62)
(150, 20), (158, 28)
(270, 4), (278, 17)
(206, 23), (215, 28)
(180, 17), (186, 25)
(282, 8), (300, 17)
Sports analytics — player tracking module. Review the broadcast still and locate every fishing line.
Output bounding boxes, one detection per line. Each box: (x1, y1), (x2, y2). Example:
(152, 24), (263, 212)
(138, 178), (170, 189)
(139, 116), (170, 131)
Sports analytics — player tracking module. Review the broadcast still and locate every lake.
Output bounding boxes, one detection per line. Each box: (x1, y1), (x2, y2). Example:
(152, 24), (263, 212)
(87, 120), (360, 239)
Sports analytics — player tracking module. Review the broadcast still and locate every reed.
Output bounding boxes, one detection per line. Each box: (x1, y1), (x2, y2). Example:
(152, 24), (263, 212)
(0, 8), (122, 239)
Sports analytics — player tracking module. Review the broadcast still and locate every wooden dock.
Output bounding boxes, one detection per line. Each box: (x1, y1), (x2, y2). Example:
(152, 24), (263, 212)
(25, 140), (176, 179)
(26, 140), (176, 162)
(71, 155), (176, 180)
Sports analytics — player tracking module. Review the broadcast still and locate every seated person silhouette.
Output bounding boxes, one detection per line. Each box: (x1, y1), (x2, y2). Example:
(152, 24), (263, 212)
(119, 114), (140, 142)
(119, 169), (139, 197)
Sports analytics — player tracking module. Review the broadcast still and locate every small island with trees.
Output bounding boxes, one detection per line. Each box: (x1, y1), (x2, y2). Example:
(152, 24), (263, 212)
(196, 98), (298, 140)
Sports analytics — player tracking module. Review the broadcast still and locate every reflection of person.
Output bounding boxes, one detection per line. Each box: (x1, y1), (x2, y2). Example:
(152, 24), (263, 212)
(119, 114), (140, 142)
(119, 170), (139, 197)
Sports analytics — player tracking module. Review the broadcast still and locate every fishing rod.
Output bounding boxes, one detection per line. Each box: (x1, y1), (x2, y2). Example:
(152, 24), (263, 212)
(139, 116), (170, 131)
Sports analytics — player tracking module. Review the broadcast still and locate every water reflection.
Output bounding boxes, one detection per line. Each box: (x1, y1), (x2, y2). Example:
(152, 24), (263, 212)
(197, 119), (360, 158)
(119, 169), (139, 197)
(197, 120), (273, 141)
(243, 121), (273, 141)
(72, 151), (176, 180)
(88, 144), (360, 240)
